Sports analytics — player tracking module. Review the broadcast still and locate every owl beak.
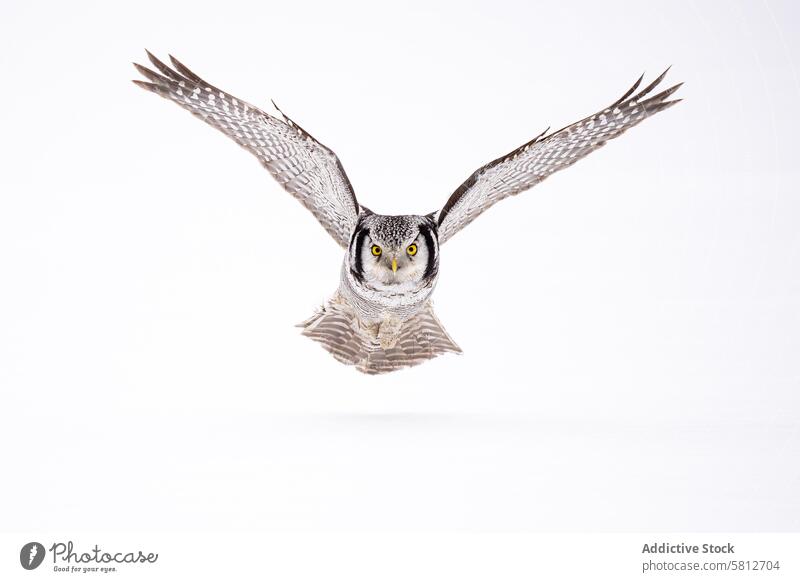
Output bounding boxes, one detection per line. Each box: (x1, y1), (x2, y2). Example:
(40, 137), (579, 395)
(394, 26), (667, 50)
(391, 257), (398, 273)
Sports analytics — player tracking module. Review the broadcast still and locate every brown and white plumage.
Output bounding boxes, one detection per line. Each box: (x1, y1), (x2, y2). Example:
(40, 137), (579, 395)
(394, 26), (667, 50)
(299, 295), (461, 375)
(133, 52), (681, 374)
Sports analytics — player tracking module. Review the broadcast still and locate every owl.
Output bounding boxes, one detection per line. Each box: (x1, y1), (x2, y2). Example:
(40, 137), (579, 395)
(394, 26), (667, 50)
(134, 52), (681, 374)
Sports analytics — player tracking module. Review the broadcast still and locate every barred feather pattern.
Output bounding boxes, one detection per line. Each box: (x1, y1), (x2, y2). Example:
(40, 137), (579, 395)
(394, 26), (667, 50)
(299, 294), (462, 375)
(436, 69), (682, 244)
(133, 51), (360, 248)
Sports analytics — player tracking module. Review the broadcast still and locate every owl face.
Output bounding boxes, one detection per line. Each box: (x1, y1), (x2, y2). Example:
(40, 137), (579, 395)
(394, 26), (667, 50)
(349, 214), (438, 286)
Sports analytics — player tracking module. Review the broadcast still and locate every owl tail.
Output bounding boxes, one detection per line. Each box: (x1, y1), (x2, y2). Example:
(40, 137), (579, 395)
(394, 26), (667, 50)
(298, 298), (461, 375)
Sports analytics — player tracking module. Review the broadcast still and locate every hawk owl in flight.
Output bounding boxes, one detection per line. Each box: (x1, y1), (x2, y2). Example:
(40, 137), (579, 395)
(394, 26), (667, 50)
(133, 51), (681, 374)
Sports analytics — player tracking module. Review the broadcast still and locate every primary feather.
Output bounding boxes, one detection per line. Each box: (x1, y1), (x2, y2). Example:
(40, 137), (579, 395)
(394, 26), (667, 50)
(436, 69), (682, 244)
(133, 51), (360, 248)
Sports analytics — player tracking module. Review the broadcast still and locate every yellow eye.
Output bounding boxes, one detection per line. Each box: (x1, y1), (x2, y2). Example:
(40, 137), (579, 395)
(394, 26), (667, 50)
(406, 244), (418, 256)
(371, 245), (382, 256)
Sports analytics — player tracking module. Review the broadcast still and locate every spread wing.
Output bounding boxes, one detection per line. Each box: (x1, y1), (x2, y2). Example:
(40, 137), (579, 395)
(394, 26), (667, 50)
(133, 51), (360, 248)
(435, 70), (682, 244)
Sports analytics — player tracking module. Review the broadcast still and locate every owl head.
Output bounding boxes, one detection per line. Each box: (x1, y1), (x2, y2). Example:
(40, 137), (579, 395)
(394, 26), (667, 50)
(349, 212), (439, 286)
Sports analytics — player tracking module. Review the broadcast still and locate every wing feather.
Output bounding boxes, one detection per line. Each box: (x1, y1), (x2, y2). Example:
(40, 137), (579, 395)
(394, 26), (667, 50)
(133, 51), (360, 248)
(436, 70), (682, 244)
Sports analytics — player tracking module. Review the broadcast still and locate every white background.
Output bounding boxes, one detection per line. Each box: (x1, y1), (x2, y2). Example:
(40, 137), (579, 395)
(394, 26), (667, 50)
(1, 0), (798, 564)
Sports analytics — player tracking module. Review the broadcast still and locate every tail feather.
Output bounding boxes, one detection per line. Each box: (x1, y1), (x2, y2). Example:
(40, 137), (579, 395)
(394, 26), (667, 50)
(299, 298), (461, 374)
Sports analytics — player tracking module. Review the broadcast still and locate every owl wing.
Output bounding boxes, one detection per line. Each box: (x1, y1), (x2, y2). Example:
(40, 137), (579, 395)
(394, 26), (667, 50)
(435, 70), (682, 244)
(133, 51), (360, 249)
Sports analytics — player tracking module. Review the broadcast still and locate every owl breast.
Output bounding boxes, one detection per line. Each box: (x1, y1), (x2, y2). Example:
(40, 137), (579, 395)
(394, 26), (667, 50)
(339, 262), (437, 326)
